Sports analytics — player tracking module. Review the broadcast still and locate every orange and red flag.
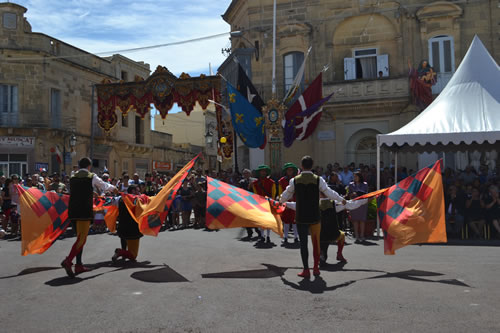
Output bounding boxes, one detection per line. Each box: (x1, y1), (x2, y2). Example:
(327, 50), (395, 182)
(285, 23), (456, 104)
(122, 153), (201, 236)
(206, 177), (284, 236)
(356, 160), (447, 254)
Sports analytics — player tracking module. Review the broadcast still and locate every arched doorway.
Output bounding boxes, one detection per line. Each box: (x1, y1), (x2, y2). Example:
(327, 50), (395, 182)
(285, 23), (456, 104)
(345, 129), (380, 167)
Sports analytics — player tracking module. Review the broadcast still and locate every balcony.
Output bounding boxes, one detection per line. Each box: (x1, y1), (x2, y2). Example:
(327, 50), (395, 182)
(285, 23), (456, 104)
(323, 77), (409, 104)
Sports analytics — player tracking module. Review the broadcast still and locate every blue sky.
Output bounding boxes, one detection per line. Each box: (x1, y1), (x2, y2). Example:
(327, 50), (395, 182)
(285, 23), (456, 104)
(11, 0), (232, 76)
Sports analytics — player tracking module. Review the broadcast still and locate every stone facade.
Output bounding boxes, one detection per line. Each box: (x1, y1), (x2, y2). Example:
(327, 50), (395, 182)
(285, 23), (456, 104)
(0, 2), (196, 178)
(154, 104), (220, 172)
(221, 0), (500, 170)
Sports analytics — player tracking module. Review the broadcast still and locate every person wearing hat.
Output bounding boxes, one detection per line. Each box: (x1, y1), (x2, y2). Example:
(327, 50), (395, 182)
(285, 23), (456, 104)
(278, 163), (299, 244)
(251, 165), (276, 243)
(239, 169), (261, 240)
(279, 155), (346, 278)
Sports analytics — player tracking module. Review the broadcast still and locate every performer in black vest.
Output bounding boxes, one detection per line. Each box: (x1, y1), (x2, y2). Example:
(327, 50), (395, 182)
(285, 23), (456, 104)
(280, 156), (346, 278)
(112, 184), (143, 262)
(61, 157), (117, 278)
(319, 194), (347, 266)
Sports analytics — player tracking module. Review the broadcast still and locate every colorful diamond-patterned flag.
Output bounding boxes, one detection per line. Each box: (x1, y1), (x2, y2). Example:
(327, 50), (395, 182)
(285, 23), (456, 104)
(206, 177), (284, 236)
(123, 153), (201, 236)
(17, 186), (71, 256)
(355, 159), (446, 255)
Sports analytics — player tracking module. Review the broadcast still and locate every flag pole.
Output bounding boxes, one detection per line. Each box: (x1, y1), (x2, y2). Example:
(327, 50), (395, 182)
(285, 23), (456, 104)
(271, 0), (277, 97)
(376, 135), (381, 238)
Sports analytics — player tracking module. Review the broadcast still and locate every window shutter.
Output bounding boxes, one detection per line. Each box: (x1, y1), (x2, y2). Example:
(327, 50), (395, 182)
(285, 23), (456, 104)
(377, 54), (389, 77)
(344, 58), (356, 80)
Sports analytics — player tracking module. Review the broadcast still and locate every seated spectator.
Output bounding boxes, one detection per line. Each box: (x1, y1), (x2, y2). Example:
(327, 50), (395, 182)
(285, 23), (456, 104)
(445, 185), (466, 238)
(465, 187), (485, 239)
(481, 185), (500, 238)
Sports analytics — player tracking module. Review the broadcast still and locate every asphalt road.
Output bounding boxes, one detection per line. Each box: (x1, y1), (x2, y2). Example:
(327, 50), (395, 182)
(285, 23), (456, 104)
(0, 228), (499, 333)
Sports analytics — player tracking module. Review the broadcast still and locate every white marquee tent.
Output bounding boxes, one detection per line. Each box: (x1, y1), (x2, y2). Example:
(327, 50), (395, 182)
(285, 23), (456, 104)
(374, 35), (500, 236)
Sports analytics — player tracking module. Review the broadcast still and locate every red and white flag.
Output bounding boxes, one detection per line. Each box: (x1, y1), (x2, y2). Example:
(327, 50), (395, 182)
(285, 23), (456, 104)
(50, 145), (63, 164)
(283, 73), (332, 147)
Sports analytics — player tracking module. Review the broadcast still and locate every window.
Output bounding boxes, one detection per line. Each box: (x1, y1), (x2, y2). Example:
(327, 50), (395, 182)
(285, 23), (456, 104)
(121, 71), (128, 81)
(2, 12), (17, 29)
(135, 116), (143, 144)
(122, 114), (128, 127)
(0, 153), (27, 177)
(50, 88), (61, 128)
(428, 35), (455, 94)
(0, 84), (18, 126)
(283, 52), (304, 96)
(344, 49), (389, 80)
(429, 36), (455, 74)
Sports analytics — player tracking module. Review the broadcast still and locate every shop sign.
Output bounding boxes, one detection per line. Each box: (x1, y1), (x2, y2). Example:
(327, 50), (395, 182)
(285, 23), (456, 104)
(0, 136), (35, 147)
(153, 161), (173, 171)
(34, 163), (49, 172)
(317, 130), (335, 141)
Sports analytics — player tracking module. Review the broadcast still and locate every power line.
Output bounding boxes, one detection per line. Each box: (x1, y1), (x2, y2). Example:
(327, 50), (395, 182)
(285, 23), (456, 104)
(1, 31), (230, 62)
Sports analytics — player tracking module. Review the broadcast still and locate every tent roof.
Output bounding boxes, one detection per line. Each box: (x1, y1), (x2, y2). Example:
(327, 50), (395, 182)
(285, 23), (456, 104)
(379, 36), (500, 149)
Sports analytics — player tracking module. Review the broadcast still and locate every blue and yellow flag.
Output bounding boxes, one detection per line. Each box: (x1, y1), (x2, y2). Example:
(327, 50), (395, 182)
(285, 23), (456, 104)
(227, 82), (265, 148)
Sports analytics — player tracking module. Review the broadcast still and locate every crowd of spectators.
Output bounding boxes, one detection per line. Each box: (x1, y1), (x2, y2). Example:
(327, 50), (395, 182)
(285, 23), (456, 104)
(0, 160), (498, 241)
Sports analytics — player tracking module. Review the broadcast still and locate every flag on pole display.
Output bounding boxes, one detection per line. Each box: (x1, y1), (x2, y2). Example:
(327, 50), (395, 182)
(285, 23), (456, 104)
(206, 177), (284, 236)
(283, 46), (312, 105)
(283, 72), (333, 147)
(356, 160), (447, 255)
(237, 64), (267, 149)
(227, 83), (266, 148)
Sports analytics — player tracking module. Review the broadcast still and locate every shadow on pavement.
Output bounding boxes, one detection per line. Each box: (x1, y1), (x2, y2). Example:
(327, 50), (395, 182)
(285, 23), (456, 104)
(131, 265), (189, 283)
(366, 269), (471, 287)
(281, 241), (301, 249)
(280, 268), (470, 293)
(253, 241), (277, 249)
(202, 264), (296, 279)
(281, 276), (357, 294)
(0, 266), (61, 280)
(42, 261), (162, 286)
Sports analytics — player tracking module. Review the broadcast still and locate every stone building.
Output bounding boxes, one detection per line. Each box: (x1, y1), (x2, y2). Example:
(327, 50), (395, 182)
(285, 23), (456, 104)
(0, 2), (195, 178)
(220, 0), (500, 170)
(154, 103), (219, 172)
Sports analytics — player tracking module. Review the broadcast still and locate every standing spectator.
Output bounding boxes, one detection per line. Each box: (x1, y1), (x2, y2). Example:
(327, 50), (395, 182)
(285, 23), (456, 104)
(460, 166), (477, 186)
(348, 172), (369, 242)
(118, 174), (130, 192)
(49, 173), (67, 194)
(481, 185), (500, 238)
(339, 166), (354, 187)
(192, 181), (207, 229)
(131, 173), (142, 185)
(465, 187), (484, 239)
(179, 180), (193, 229)
(144, 173), (157, 196)
(239, 169), (260, 240)
(1, 178), (12, 232)
(445, 185), (466, 238)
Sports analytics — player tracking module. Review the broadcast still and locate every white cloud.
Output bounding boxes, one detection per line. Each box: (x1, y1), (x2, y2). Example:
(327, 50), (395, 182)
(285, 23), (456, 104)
(13, 0), (232, 74)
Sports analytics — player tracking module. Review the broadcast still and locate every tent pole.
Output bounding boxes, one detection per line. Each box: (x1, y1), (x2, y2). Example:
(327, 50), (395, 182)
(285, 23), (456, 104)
(376, 136), (380, 238)
(442, 151), (446, 169)
(394, 150), (398, 184)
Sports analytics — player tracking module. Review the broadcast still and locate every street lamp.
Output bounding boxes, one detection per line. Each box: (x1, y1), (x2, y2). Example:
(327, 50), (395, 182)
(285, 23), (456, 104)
(230, 31), (259, 61)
